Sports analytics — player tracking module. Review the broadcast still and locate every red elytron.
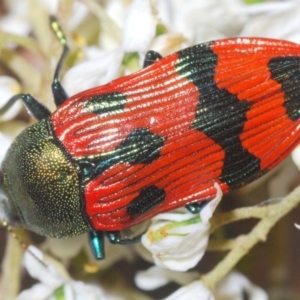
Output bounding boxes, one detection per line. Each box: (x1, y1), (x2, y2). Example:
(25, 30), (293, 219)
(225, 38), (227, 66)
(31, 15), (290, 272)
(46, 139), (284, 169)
(50, 38), (300, 231)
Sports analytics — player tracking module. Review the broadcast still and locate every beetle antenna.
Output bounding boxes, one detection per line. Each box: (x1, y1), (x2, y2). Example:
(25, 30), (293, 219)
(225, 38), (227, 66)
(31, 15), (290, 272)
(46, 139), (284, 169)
(0, 94), (51, 120)
(50, 16), (68, 80)
(50, 16), (69, 107)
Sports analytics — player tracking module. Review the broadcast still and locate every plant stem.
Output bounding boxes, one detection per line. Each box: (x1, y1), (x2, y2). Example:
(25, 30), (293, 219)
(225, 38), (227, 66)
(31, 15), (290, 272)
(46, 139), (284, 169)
(201, 184), (300, 290)
(0, 234), (23, 300)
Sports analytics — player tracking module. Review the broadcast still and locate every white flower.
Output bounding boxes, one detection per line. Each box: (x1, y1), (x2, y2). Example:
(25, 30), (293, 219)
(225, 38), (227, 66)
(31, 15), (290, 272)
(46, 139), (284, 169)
(162, 272), (267, 300)
(154, 0), (247, 46)
(141, 183), (223, 271)
(164, 280), (214, 300)
(215, 272), (268, 300)
(121, 0), (156, 52)
(135, 265), (199, 291)
(62, 0), (157, 96)
(0, 76), (22, 122)
(240, 1), (300, 42)
(62, 49), (124, 96)
(16, 246), (125, 300)
(0, 0), (88, 38)
(0, 1), (30, 37)
(0, 133), (12, 165)
(292, 144), (300, 170)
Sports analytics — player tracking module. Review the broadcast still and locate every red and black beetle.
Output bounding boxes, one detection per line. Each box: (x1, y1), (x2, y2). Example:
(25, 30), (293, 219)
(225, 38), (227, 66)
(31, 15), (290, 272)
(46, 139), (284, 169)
(1, 18), (300, 259)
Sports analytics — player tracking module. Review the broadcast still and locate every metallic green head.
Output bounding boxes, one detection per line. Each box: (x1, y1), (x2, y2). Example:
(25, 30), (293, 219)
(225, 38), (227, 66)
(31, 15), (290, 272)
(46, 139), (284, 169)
(1, 119), (88, 238)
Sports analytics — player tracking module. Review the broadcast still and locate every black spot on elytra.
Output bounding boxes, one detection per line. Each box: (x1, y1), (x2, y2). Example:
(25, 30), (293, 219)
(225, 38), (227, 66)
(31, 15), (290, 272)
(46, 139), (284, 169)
(78, 128), (165, 181)
(268, 56), (300, 121)
(116, 128), (165, 164)
(85, 92), (127, 115)
(175, 43), (264, 189)
(127, 185), (166, 216)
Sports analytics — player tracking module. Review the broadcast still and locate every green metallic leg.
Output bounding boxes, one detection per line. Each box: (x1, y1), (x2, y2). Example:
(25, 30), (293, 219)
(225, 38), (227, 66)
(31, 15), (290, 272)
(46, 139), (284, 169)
(88, 230), (143, 260)
(106, 230), (143, 245)
(88, 230), (105, 260)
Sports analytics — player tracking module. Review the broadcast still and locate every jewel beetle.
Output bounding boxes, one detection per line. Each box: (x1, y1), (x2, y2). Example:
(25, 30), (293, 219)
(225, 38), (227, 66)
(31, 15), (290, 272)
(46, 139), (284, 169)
(2, 17), (300, 260)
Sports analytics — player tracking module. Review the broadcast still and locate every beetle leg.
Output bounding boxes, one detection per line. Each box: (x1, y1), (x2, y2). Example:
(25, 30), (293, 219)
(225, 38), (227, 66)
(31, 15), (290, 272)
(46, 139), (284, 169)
(50, 17), (69, 107)
(88, 230), (105, 260)
(143, 50), (163, 68)
(105, 230), (142, 245)
(185, 202), (207, 214)
(0, 94), (50, 121)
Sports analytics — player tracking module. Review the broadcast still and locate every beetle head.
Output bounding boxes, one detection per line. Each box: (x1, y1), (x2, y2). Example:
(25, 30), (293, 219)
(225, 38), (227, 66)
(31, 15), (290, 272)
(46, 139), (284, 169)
(1, 119), (88, 238)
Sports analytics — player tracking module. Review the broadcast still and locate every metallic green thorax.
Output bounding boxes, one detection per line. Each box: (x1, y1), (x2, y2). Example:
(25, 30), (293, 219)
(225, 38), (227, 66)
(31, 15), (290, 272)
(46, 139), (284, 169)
(2, 119), (88, 238)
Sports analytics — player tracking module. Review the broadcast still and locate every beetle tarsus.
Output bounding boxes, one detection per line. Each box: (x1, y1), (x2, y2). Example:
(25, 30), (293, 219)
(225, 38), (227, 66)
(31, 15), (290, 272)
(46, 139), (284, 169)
(106, 230), (142, 245)
(143, 50), (163, 68)
(185, 202), (207, 214)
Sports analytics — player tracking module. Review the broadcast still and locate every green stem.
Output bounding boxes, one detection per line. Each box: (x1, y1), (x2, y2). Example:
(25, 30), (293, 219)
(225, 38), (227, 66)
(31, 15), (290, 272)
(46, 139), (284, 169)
(210, 205), (268, 233)
(201, 184), (300, 290)
(207, 239), (236, 251)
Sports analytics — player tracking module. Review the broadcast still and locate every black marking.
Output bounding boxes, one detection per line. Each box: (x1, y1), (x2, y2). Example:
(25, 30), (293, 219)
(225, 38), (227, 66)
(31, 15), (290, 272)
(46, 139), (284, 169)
(78, 128), (165, 181)
(116, 128), (165, 164)
(143, 50), (163, 68)
(127, 185), (166, 216)
(85, 92), (127, 115)
(268, 56), (300, 121)
(176, 43), (264, 189)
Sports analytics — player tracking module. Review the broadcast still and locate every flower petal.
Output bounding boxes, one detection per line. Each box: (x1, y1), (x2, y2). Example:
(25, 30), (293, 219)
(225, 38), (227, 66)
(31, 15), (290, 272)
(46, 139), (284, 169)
(37, 0), (59, 15)
(121, 0), (156, 52)
(41, 235), (86, 264)
(292, 144), (300, 170)
(66, 281), (124, 300)
(62, 49), (123, 96)
(215, 271), (268, 300)
(142, 217), (210, 271)
(135, 265), (199, 291)
(164, 280), (214, 300)
(0, 133), (12, 164)
(16, 283), (53, 300)
(142, 183), (222, 271)
(240, 2), (300, 42)
(200, 182), (223, 223)
(0, 76), (22, 121)
(23, 246), (66, 288)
